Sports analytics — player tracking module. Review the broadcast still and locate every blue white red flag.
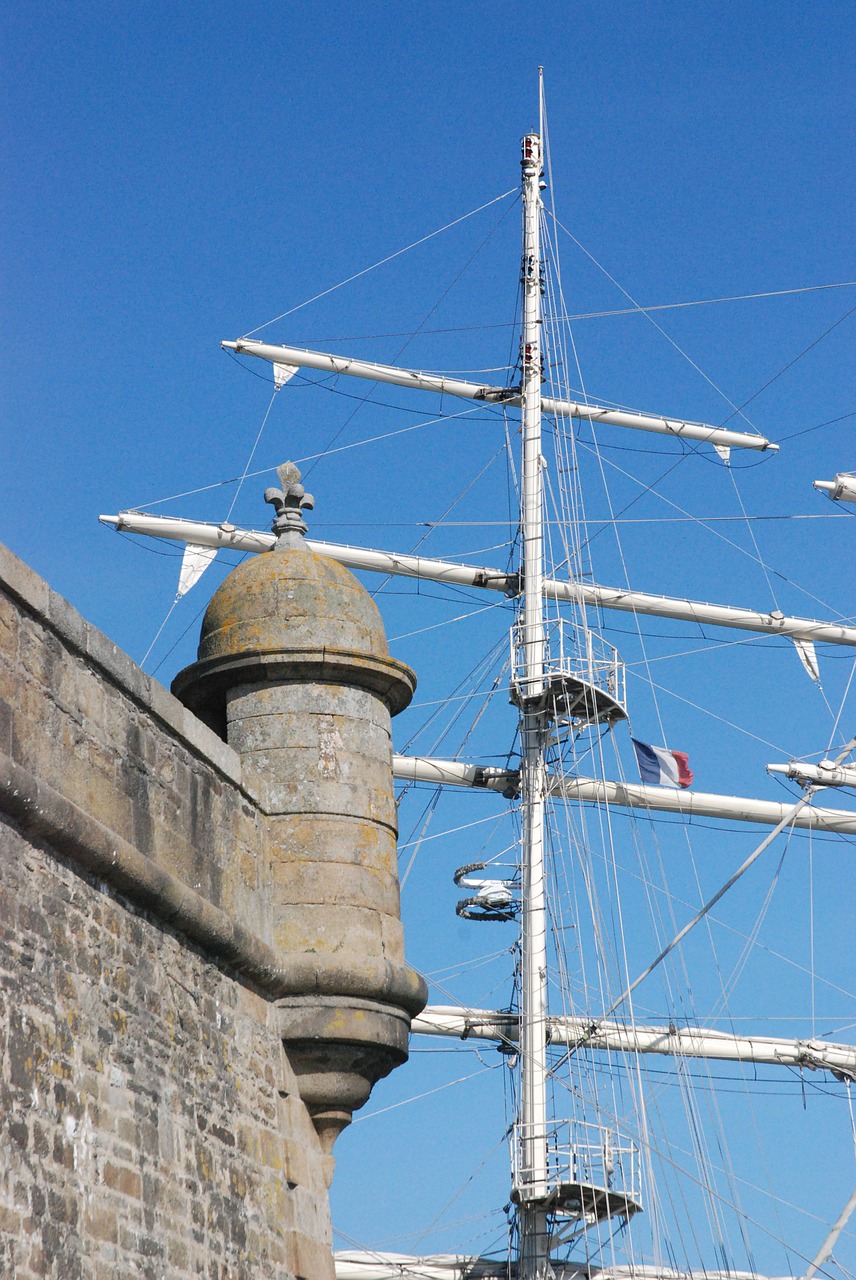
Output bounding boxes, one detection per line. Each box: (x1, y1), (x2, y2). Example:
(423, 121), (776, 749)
(632, 738), (694, 788)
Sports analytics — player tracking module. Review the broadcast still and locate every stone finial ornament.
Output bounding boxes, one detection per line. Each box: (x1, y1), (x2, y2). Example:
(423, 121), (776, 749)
(264, 461), (315, 546)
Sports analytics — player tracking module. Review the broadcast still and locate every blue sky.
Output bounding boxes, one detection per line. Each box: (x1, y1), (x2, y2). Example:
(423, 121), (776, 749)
(4, 3), (856, 1275)
(3, 1), (855, 637)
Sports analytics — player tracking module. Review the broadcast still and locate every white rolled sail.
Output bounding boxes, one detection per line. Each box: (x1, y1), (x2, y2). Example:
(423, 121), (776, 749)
(335, 1255), (798, 1280)
(815, 473), (856, 502)
(390, 756), (856, 834)
(549, 774), (856, 833)
(392, 755), (519, 793)
(412, 1006), (856, 1077)
(99, 512), (856, 649)
(767, 760), (856, 787)
(547, 581), (856, 647)
(222, 338), (778, 453)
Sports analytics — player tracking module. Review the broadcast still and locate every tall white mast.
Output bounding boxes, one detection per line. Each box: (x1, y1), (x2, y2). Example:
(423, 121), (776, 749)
(517, 125), (552, 1280)
(513, 95), (641, 1278)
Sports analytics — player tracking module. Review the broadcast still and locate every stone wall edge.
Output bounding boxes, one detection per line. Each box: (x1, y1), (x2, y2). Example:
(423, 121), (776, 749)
(0, 539), (242, 786)
(0, 749), (427, 1015)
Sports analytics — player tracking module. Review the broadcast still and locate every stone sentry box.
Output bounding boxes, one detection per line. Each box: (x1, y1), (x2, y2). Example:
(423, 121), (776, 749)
(172, 467), (426, 1165)
(0, 465), (425, 1277)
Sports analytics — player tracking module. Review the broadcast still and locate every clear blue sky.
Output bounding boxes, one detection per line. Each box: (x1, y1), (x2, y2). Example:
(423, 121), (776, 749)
(3, 4), (855, 1275)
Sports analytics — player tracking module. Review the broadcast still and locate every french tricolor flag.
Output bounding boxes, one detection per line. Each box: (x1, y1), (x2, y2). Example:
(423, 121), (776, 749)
(632, 739), (694, 789)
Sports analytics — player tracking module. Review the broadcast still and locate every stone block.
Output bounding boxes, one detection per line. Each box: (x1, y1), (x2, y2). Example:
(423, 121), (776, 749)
(18, 615), (63, 691)
(47, 588), (89, 657)
(166, 1231), (190, 1269)
(84, 626), (150, 706)
(267, 812), (399, 876)
(380, 911), (406, 960)
(0, 1204), (22, 1237)
(271, 902), (385, 961)
(270, 859), (401, 916)
(173, 699), (243, 783)
(285, 1227), (337, 1280)
(0, 590), (20, 657)
(259, 770), (396, 826)
(229, 703), (391, 757)
(229, 678), (389, 726)
(0, 545), (49, 617)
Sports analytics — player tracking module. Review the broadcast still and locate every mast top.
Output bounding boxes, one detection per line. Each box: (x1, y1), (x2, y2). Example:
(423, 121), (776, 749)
(521, 132), (542, 175)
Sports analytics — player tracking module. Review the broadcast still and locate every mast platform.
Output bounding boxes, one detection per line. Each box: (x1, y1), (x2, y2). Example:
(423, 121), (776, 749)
(511, 1120), (642, 1226)
(510, 1180), (642, 1225)
(510, 620), (628, 725)
(510, 673), (628, 725)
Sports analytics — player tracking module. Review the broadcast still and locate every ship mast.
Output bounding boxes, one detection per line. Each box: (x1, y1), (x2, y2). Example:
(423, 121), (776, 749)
(513, 108), (641, 1277)
(516, 127), (551, 1280)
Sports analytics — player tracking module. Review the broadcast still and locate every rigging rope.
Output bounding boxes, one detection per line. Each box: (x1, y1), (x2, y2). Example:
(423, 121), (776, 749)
(576, 439), (856, 622)
(224, 388), (278, 522)
(350, 1064), (502, 1124)
(600, 732), (856, 1021)
(717, 302), (856, 429)
(294, 279), (856, 343)
(240, 188), (518, 337)
(131, 401), (493, 511)
(546, 209), (761, 433)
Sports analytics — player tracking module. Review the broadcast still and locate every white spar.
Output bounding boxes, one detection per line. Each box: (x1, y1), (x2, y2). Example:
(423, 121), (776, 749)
(99, 512), (856, 649)
(768, 760), (856, 787)
(222, 338), (778, 453)
(98, 513), (514, 589)
(550, 774), (856, 833)
(392, 755), (519, 794)
(391, 755), (856, 832)
(412, 1006), (856, 1077)
(815, 473), (856, 502)
(100, 513), (275, 553)
(553, 580), (856, 647)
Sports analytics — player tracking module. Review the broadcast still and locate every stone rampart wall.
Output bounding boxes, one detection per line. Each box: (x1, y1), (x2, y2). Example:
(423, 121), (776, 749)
(0, 544), (334, 1279)
(0, 544), (267, 941)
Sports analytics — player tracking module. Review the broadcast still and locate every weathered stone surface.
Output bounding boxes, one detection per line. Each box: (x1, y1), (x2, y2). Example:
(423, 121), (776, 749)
(269, 858), (401, 915)
(0, 543), (338, 1277)
(0, 821), (333, 1280)
(267, 813), (399, 875)
(0, 545), (267, 944)
(196, 545), (393, 663)
(174, 543), (419, 987)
